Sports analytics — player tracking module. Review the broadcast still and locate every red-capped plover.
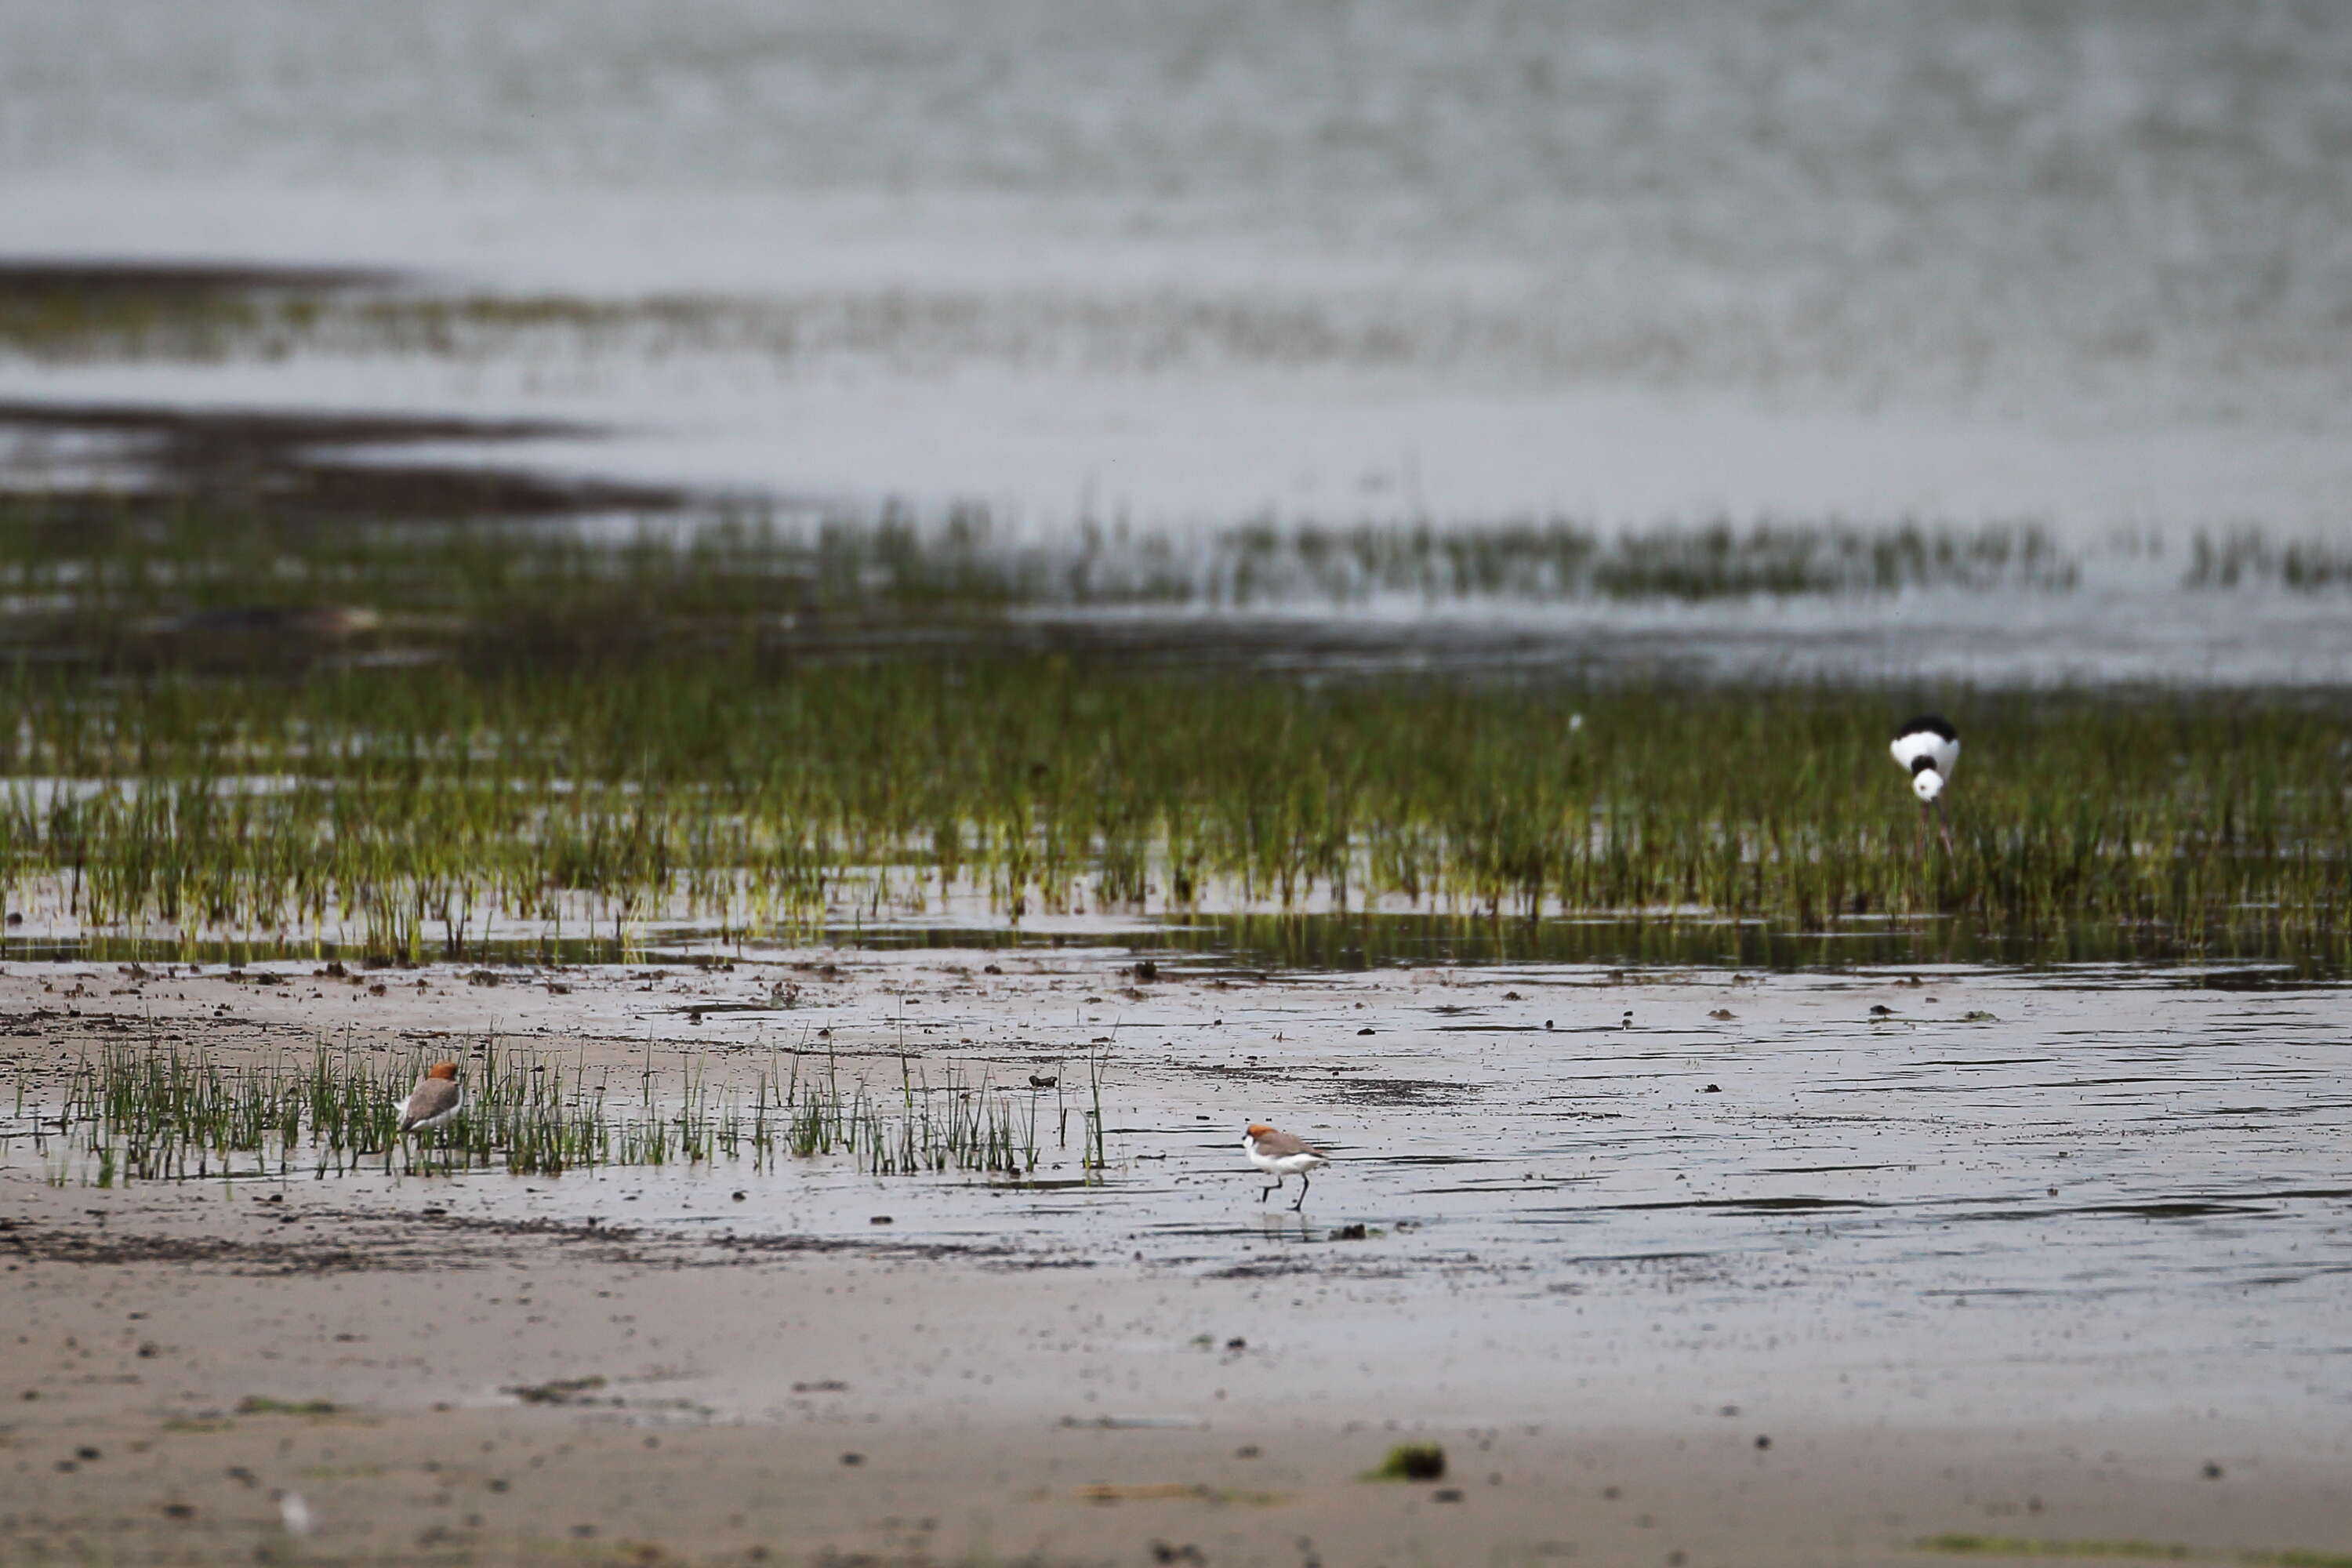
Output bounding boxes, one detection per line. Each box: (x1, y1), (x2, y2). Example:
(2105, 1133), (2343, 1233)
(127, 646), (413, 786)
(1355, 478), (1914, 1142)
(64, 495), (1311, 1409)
(1890, 714), (1959, 853)
(1243, 1123), (1330, 1210)
(397, 1061), (463, 1134)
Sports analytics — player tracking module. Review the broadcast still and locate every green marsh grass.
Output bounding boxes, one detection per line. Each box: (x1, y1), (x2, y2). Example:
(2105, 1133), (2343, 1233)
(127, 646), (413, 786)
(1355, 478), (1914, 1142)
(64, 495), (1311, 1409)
(4, 1036), (1062, 1186)
(0, 503), (2343, 957)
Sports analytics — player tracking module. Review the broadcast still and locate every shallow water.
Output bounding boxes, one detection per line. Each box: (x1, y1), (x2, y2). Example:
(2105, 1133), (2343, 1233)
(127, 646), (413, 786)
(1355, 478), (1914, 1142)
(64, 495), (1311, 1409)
(6, 956), (2348, 1428)
(5, 3), (2352, 546)
(7, 908), (2350, 982)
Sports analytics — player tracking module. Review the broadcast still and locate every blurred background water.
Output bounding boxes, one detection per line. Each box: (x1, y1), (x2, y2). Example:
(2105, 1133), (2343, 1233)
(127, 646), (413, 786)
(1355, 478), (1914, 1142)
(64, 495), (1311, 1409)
(1, 2), (2348, 677)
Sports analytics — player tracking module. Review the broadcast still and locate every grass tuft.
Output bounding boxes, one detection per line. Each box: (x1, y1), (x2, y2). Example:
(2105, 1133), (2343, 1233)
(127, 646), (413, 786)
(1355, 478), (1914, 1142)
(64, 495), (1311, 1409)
(2, 1036), (1074, 1186)
(1363, 1443), (1446, 1482)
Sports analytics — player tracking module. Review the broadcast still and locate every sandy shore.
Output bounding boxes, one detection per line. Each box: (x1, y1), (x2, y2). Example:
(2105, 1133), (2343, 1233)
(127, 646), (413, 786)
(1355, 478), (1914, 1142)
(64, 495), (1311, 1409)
(4, 949), (2349, 1566)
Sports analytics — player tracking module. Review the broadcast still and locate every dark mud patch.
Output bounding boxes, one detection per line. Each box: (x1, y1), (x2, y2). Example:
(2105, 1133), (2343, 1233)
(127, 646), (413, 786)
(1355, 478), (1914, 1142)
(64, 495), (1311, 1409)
(1319, 1076), (1481, 1108)
(1203, 1256), (1414, 1281)
(0, 399), (687, 524)
(705, 1229), (1036, 1267)
(1, 1218), (390, 1276)
(0, 1203), (1031, 1278)
(1610, 1196), (1886, 1214)
(710, 1226), (1112, 1271)
(328, 1208), (648, 1247)
(350, 1207), (1047, 1268)
(2070, 1200), (2278, 1220)
(0, 258), (396, 299)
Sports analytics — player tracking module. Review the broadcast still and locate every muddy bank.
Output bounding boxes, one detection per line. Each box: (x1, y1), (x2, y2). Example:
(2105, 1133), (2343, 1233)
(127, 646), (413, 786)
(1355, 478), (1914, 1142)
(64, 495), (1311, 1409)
(5, 1251), (2347, 1566)
(0, 397), (688, 522)
(2, 953), (2350, 1563)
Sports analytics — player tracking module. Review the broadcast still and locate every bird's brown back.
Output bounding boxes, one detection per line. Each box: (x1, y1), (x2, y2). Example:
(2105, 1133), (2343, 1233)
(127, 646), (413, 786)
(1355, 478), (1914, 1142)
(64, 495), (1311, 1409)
(400, 1078), (462, 1130)
(1248, 1126), (1325, 1159)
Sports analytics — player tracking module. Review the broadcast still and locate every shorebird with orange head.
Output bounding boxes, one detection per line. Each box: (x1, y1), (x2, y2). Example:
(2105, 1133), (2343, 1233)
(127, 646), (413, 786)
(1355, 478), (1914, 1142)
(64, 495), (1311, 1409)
(1242, 1123), (1330, 1210)
(397, 1060), (463, 1136)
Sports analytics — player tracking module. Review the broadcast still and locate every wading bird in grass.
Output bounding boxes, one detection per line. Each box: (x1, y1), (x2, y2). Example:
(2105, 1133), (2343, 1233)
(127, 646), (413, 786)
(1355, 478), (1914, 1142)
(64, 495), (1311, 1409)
(1243, 1123), (1330, 1210)
(1891, 714), (1960, 853)
(397, 1061), (463, 1136)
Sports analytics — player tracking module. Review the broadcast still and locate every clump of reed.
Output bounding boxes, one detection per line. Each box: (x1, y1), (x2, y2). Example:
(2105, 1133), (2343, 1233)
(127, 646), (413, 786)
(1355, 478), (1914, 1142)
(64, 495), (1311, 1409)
(770, 1053), (1046, 1178)
(3, 1036), (1070, 1186)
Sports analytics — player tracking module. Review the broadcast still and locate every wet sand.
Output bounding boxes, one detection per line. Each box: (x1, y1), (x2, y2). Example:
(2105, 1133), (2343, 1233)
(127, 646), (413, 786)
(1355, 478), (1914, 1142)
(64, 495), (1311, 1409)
(4, 952), (2349, 1565)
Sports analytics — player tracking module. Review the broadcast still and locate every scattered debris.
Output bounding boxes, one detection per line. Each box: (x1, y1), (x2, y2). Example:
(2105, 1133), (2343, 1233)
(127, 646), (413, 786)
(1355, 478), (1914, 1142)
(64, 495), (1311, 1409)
(1366, 1443), (1446, 1482)
(235, 1396), (339, 1416)
(503, 1376), (608, 1406)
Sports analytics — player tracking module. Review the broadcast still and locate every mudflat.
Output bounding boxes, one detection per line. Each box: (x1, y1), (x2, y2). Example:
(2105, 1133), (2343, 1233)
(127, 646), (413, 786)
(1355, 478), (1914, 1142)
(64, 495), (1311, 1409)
(4, 951), (2348, 1566)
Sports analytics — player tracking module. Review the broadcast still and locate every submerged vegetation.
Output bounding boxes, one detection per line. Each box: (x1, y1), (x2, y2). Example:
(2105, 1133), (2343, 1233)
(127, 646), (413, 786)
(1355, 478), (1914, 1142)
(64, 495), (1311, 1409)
(0, 497), (2343, 959)
(3, 1034), (1087, 1185)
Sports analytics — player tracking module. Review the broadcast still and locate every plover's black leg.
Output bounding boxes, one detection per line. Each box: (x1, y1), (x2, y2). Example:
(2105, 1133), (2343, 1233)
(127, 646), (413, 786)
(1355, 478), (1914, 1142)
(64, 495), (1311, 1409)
(1261, 1179), (1279, 1204)
(1291, 1173), (1310, 1211)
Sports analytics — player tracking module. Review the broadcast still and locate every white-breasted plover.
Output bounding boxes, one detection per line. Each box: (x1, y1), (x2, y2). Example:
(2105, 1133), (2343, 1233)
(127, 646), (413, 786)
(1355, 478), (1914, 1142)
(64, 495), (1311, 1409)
(1242, 1123), (1330, 1210)
(1890, 714), (1960, 853)
(397, 1061), (463, 1134)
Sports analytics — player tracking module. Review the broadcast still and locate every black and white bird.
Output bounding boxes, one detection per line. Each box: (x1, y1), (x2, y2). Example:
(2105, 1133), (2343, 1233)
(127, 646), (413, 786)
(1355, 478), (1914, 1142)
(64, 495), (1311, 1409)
(1889, 714), (1959, 852)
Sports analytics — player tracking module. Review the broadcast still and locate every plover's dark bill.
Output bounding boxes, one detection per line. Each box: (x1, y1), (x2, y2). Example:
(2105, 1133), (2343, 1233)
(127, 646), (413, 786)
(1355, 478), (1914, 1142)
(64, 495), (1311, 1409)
(1243, 1123), (1330, 1210)
(397, 1061), (463, 1132)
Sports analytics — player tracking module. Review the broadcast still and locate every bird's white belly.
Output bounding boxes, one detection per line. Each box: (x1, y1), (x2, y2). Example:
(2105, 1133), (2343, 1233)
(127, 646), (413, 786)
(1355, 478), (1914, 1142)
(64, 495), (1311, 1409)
(1246, 1147), (1326, 1177)
(402, 1097), (462, 1131)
